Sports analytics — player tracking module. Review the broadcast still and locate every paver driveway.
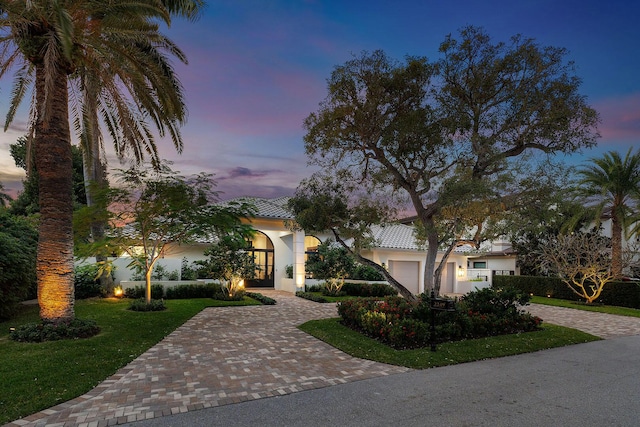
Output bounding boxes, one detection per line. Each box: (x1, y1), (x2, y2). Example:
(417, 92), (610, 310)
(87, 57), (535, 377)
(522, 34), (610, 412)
(6, 291), (408, 427)
(7, 292), (640, 427)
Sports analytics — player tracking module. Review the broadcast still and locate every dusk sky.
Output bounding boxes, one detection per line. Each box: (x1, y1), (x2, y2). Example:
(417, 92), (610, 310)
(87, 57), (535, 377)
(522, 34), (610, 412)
(0, 0), (638, 201)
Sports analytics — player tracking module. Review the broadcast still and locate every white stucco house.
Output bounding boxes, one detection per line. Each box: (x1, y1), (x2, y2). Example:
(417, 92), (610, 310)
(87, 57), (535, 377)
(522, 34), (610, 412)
(109, 197), (519, 295)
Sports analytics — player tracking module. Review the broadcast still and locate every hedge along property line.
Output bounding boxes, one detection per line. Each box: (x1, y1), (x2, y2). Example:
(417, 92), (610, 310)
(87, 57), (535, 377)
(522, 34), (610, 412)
(494, 276), (640, 309)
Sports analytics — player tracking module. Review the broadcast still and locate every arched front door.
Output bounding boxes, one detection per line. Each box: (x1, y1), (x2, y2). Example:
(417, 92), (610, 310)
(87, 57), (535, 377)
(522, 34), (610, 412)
(246, 231), (274, 288)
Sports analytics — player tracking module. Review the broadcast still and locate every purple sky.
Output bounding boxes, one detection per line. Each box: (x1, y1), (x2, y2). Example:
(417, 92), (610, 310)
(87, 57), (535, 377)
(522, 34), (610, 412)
(1, 0), (639, 200)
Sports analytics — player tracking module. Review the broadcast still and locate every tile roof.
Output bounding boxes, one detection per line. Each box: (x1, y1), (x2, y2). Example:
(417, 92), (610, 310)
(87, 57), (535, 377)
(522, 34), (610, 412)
(225, 196), (293, 220)
(369, 224), (422, 250)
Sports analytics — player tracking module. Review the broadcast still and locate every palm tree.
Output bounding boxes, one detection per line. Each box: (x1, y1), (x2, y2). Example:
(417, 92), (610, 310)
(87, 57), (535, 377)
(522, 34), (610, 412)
(576, 148), (640, 278)
(72, 0), (202, 294)
(0, 0), (189, 322)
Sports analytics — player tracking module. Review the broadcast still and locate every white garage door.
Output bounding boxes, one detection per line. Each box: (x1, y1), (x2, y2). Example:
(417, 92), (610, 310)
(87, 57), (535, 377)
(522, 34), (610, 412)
(388, 261), (419, 294)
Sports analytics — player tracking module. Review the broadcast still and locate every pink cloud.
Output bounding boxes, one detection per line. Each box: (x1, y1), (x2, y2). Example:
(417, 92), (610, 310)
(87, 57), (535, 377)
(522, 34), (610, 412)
(593, 93), (640, 142)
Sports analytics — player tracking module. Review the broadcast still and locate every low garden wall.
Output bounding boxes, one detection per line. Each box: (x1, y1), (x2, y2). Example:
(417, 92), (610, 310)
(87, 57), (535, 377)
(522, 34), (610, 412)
(119, 279), (217, 291)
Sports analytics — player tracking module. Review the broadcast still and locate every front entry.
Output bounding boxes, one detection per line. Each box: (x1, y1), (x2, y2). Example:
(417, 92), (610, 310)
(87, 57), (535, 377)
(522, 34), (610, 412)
(246, 232), (274, 288)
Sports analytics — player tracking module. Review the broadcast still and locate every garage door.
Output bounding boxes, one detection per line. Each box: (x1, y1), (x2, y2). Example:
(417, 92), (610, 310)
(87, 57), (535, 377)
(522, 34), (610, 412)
(388, 261), (419, 294)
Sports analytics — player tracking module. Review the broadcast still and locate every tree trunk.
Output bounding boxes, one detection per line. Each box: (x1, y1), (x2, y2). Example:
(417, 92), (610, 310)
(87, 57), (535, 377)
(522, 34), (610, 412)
(35, 64), (75, 323)
(422, 220), (440, 295)
(145, 267), (153, 304)
(332, 231), (418, 302)
(81, 78), (115, 295)
(611, 211), (623, 278)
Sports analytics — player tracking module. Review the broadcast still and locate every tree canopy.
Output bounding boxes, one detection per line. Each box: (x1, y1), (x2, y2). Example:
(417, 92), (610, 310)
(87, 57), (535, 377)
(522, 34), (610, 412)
(75, 164), (256, 303)
(299, 26), (599, 294)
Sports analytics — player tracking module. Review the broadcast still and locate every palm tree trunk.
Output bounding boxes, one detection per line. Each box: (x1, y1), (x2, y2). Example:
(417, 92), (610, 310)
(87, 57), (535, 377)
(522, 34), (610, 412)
(34, 64), (75, 323)
(611, 212), (623, 278)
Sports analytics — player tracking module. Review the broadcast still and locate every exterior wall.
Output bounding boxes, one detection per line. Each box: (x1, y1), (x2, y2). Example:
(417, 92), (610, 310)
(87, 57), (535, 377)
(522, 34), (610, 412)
(361, 249), (470, 295)
(467, 256), (519, 277)
(108, 243), (210, 283)
(87, 214), (519, 296)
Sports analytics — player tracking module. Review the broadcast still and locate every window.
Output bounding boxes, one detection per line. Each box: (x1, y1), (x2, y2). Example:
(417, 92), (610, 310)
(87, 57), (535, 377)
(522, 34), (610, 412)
(472, 261), (487, 269)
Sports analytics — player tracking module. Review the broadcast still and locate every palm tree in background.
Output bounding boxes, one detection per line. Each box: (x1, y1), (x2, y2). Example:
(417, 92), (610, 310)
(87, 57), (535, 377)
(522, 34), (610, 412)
(72, 0), (204, 294)
(576, 148), (640, 278)
(0, 0), (192, 322)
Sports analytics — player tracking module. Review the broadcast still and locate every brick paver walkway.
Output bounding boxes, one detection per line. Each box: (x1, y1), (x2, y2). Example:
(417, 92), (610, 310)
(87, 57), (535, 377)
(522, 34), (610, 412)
(6, 293), (640, 427)
(527, 303), (640, 338)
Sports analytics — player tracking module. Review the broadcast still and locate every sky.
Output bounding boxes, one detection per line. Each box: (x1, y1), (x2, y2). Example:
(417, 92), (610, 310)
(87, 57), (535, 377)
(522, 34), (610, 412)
(0, 0), (639, 201)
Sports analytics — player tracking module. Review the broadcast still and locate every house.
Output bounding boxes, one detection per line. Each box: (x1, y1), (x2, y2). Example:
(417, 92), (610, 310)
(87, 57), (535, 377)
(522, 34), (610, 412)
(110, 197), (518, 295)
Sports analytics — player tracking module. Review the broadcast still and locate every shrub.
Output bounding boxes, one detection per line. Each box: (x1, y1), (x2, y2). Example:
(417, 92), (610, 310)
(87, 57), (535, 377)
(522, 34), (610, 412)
(285, 265), (293, 279)
(164, 283), (221, 299)
(337, 288), (542, 349)
(305, 283), (324, 292)
(459, 287), (530, 319)
(0, 212), (37, 319)
(124, 284), (164, 299)
(10, 319), (101, 342)
(246, 292), (276, 305)
(296, 291), (330, 303)
(128, 298), (166, 312)
(180, 258), (198, 280)
(74, 264), (107, 299)
(350, 264), (385, 281)
(214, 289), (246, 301)
(341, 282), (398, 297)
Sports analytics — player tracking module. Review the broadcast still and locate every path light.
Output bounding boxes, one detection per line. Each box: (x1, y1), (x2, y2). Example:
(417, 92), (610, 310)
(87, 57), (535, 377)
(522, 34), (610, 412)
(114, 286), (124, 298)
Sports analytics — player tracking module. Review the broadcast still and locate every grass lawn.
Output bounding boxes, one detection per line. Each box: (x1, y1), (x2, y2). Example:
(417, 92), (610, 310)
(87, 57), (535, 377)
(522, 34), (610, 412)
(299, 318), (600, 369)
(0, 297), (260, 425)
(531, 296), (640, 318)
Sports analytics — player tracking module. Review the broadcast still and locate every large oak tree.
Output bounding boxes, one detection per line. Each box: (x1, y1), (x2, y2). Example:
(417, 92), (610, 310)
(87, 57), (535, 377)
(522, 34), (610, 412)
(300, 26), (599, 294)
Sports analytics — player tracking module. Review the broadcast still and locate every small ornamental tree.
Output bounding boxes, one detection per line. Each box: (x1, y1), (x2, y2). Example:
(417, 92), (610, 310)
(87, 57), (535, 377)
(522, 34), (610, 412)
(540, 231), (632, 303)
(196, 234), (258, 298)
(306, 240), (356, 295)
(75, 164), (255, 303)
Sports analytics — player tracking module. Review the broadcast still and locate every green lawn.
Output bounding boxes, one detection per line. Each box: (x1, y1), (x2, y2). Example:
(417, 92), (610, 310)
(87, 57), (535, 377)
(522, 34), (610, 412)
(0, 297), (260, 425)
(299, 318), (600, 369)
(531, 296), (640, 318)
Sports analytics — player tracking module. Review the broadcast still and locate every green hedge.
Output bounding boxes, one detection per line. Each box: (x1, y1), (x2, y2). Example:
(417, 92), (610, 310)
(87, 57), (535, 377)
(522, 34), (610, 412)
(341, 282), (398, 297)
(494, 275), (640, 309)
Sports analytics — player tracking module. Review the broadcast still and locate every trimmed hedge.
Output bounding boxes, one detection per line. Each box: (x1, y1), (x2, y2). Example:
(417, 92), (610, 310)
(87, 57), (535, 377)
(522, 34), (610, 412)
(341, 282), (398, 297)
(246, 292), (276, 305)
(307, 282), (398, 298)
(494, 275), (640, 309)
(296, 291), (330, 303)
(164, 283), (221, 299)
(124, 284), (165, 300)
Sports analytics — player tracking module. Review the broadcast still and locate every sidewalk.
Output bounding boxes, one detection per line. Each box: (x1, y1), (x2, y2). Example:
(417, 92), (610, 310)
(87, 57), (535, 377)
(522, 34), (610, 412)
(6, 292), (640, 427)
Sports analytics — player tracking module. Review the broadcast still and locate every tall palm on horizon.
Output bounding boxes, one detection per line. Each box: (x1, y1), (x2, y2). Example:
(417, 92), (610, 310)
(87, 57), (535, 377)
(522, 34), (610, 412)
(576, 148), (640, 278)
(0, 0), (193, 322)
